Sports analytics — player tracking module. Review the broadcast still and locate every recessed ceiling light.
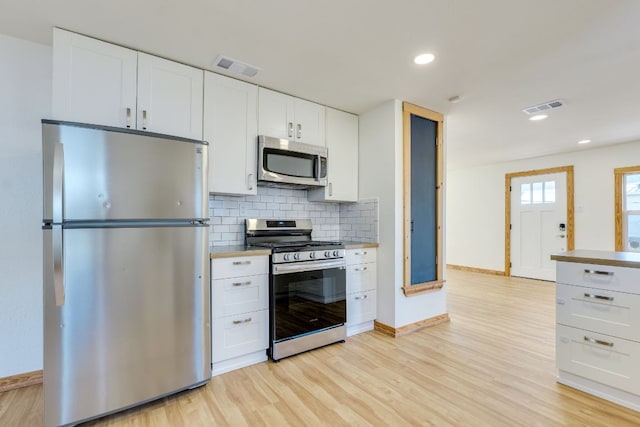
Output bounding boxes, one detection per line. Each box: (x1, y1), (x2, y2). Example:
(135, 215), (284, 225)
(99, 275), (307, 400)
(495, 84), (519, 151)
(577, 139), (591, 144)
(529, 114), (548, 121)
(414, 53), (435, 65)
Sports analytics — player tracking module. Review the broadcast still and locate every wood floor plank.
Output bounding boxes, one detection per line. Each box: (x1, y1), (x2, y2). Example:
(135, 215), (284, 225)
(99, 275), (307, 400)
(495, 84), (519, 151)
(3, 269), (640, 426)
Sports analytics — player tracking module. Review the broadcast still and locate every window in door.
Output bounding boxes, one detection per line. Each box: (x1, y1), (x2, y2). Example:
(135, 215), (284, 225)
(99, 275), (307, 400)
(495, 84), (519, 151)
(615, 166), (640, 251)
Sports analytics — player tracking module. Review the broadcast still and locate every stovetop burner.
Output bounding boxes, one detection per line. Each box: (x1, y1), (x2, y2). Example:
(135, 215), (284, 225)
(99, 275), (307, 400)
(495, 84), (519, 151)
(250, 240), (343, 249)
(245, 219), (345, 260)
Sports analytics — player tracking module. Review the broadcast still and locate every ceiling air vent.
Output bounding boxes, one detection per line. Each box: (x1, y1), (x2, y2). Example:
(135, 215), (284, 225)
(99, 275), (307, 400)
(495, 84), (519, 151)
(213, 55), (260, 78)
(522, 99), (565, 115)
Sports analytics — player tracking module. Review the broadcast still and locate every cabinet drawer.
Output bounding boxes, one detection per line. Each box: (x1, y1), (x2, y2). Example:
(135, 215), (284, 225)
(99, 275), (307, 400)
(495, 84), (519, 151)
(557, 262), (640, 294)
(346, 248), (376, 265)
(211, 255), (268, 280)
(557, 283), (640, 341)
(557, 325), (640, 396)
(212, 309), (268, 363)
(346, 263), (377, 294)
(212, 274), (268, 319)
(347, 290), (376, 325)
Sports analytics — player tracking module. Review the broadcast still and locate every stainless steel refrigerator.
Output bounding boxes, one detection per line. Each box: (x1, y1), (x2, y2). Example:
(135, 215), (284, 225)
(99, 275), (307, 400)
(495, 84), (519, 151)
(42, 120), (211, 427)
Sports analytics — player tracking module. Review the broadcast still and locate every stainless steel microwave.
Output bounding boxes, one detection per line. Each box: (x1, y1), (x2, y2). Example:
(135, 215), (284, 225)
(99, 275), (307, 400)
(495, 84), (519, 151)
(257, 135), (328, 187)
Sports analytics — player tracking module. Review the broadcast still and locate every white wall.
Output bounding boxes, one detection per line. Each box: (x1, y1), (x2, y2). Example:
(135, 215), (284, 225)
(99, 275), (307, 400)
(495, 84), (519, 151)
(0, 34), (51, 377)
(359, 100), (447, 328)
(447, 140), (640, 272)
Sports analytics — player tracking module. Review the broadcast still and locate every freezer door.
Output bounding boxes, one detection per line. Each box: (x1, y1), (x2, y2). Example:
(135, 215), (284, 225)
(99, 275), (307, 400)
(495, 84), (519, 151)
(42, 121), (207, 222)
(43, 226), (210, 427)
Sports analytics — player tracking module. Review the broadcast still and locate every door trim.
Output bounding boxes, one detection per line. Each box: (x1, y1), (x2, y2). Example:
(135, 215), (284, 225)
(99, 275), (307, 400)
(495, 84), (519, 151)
(402, 102), (445, 296)
(505, 165), (574, 277)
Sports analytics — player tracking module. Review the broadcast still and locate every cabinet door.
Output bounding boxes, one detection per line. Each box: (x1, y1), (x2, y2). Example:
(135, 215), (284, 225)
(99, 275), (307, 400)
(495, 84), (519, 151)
(308, 108), (357, 201)
(52, 28), (137, 128)
(137, 53), (203, 139)
(204, 72), (257, 195)
(212, 309), (269, 363)
(347, 290), (377, 324)
(258, 87), (294, 139)
(293, 98), (325, 146)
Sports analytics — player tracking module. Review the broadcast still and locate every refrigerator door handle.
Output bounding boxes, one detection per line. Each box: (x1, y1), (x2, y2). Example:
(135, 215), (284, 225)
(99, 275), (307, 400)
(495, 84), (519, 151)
(52, 142), (65, 306)
(52, 225), (65, 306)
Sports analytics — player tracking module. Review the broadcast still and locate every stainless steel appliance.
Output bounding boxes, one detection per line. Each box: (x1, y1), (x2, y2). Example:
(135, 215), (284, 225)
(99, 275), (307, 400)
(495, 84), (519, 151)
(246, 219), (346, 361)
(42, 120), (211, 427)
(257, 135), (328, 187)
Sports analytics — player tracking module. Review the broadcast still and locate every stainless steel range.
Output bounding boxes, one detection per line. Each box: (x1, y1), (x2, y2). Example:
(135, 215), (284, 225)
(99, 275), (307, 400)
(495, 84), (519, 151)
(246, 219), (346, 361)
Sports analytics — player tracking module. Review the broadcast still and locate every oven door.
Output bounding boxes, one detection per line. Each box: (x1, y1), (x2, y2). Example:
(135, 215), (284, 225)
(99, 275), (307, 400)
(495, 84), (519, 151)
(271, 260), (346, 342)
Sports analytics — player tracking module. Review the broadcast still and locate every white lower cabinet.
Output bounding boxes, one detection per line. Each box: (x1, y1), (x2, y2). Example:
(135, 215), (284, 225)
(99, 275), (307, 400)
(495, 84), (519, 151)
(211, 255), (269, 376)
(346, 248), (377, 336)
(556, 258), (640, 411)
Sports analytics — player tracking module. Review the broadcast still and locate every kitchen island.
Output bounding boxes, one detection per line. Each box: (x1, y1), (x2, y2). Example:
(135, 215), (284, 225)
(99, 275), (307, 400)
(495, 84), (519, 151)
(551, 249), (640, 412)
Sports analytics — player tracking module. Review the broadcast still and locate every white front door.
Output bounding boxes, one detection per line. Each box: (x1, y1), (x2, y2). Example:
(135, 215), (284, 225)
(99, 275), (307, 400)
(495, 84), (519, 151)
(511, 172), (567, 281)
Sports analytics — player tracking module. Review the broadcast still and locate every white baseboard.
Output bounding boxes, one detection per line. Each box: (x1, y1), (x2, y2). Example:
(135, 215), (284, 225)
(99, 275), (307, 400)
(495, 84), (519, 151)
(212, 350), (268, 376)
(558, 370), (640, 412)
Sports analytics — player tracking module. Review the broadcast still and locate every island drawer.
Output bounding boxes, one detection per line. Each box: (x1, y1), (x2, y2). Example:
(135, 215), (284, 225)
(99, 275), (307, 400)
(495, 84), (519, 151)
(557, 283), (640, 342)
(557, 262), (640, 295)
(557, 324), (640, 396)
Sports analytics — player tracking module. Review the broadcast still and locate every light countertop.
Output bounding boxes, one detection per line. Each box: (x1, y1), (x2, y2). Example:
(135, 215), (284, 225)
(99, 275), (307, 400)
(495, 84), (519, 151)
(551, 249), (640, 269)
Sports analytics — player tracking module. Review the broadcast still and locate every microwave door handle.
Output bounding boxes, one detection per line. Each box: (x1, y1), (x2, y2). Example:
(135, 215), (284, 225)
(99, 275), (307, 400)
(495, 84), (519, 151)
(315, 155), (321, 181)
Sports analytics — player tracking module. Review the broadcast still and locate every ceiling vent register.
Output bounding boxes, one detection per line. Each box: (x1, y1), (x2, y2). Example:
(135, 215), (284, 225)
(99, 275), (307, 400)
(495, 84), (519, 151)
(522, 99), (564, 115)
(213, 55), (260, 78)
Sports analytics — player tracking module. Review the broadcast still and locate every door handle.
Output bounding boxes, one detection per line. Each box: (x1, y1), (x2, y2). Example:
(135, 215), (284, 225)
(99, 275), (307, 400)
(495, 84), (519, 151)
(52, 142), (65, 306)
(142, 109), (148, 130)
(288, 122), (293, 138)
(126, 107), (132, 128)
(297, 123), (302, 139)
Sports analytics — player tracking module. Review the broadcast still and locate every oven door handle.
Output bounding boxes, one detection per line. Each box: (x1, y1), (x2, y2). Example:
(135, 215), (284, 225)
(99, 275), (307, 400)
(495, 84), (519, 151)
(273, 259), (345, 275)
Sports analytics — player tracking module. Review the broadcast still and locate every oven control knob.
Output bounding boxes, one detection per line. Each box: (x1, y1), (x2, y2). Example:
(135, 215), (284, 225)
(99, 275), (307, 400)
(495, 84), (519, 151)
(309, 252), (316, 259)
(283, 254), (291, 261)
(294, 253), (301, 260)
(324, 251), (331, 257)
(333, 250), (339, 257)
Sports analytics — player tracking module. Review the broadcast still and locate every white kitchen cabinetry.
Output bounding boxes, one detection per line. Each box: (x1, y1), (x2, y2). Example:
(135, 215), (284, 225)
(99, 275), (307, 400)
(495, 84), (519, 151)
(308, 108), (358, 202)
(554, 253), (640, 411)
(52, 28), (137, 129)
(345, 248), (377, 336)
(258, 87), (325, 146)
(211, 255), (269, 376)
(204, 72), (258, 195)
(52, 28), (203, 140)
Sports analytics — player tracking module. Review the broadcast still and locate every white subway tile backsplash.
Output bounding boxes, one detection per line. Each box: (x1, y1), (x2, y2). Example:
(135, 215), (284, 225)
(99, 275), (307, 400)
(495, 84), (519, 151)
(209, 187), (378, 246)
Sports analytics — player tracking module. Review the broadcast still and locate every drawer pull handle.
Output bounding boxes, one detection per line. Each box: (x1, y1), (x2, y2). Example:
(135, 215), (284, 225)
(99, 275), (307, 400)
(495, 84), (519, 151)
(232, 261), (251, 266)
(355, 251), (368, 255)
(583, 269), (613, 276)
(232, 317), (252, 325)
(355, 295), (368, 300)
(583, 293), (614, 302)
(584, 336), (614, 347)
(355, 267), (368, 272)
(232, 281), (252, 287)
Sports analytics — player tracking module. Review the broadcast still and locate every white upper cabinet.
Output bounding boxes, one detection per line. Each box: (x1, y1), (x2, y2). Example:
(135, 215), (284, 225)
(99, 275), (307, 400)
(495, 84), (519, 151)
(52, 28), (203, 140)
(308, 108), (359, 202)
(137, 53), (203, 140)
(52, 28), (137, 129)
(258, 87), (325, 146)
(204, 71), (258, 195)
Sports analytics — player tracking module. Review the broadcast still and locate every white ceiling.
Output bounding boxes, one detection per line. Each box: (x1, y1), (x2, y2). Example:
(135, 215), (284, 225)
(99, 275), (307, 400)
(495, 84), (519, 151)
(2, 0), (639, 169)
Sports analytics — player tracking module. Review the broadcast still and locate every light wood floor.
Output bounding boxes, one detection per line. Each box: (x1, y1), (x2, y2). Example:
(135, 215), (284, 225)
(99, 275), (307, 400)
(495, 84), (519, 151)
(3, 269), (640, 426)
